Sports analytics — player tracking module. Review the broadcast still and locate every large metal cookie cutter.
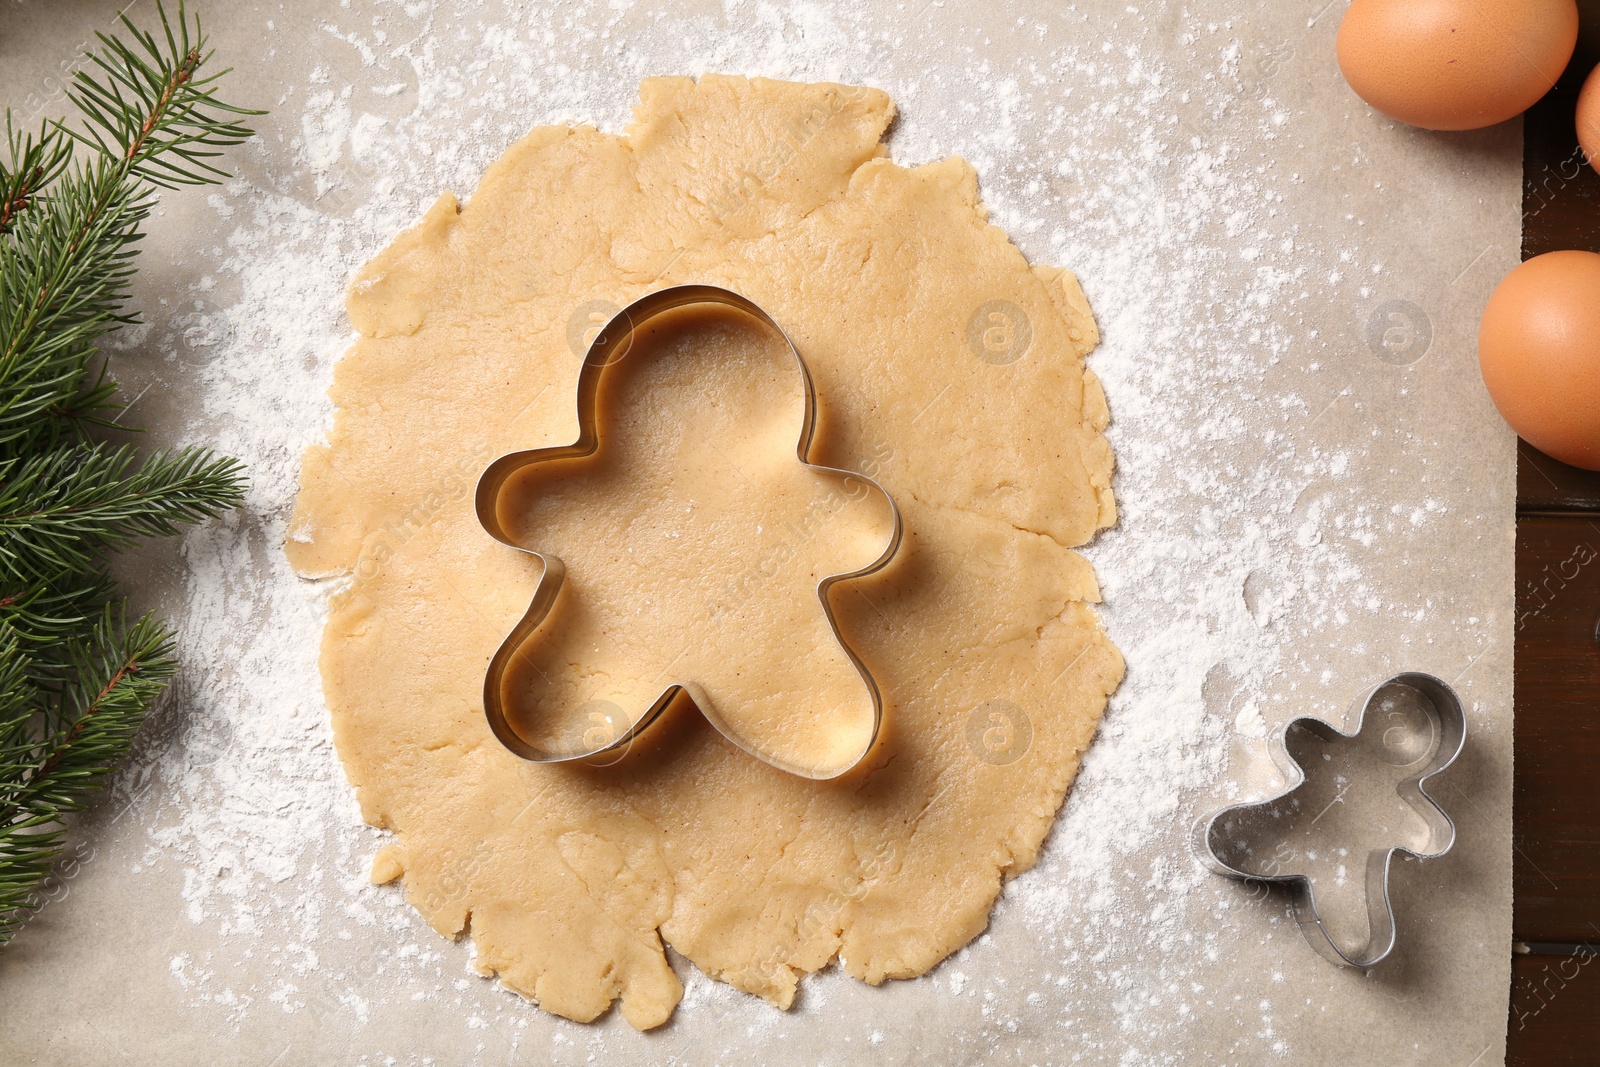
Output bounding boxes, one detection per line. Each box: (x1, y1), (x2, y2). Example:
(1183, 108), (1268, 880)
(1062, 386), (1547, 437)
(475, 284), (903, 780)
(1195, 672), (1467, 967)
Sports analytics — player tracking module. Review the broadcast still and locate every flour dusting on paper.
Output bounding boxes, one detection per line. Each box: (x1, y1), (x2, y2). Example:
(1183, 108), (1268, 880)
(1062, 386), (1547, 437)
(70, 1), (1508, 1061)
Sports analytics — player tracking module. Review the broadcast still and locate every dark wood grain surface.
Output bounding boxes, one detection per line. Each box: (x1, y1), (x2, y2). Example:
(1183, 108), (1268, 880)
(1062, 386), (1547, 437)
(1509, 3), (1600, 1060)
(1523, 8), (1600, 264)
(1519, 442), (1600, 514)
(1509, 948), (1600, 1053)
(1512, 518), (1600, 942)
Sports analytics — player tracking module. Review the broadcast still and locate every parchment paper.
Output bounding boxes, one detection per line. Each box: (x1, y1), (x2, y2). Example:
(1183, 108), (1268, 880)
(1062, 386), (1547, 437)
(0, 1), (1517, 1063)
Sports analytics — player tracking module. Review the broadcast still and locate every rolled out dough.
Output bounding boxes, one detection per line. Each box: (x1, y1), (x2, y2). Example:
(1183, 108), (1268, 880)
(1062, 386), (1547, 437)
(287, 75), (1123, 1029)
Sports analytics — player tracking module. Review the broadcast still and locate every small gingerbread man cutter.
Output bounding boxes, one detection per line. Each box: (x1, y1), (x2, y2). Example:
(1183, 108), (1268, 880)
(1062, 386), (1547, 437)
(1195, 672), (1467, 967)
(475, 284), (903, 780)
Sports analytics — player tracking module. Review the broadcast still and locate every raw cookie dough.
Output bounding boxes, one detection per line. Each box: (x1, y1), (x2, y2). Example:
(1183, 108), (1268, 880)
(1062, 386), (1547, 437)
(287, 75), (1123, 1030)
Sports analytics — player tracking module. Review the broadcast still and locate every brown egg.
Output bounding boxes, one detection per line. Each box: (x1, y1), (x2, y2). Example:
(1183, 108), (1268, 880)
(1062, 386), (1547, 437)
(1479, 251), (1600, 471)
(1580, 63), (1600, 175)
(1337, 0), (1578, 130)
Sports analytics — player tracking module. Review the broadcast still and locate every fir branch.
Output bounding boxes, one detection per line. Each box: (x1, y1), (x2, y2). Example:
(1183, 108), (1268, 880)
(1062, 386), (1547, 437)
(0, 626), (38, 769)
(0, 117), (70, 236)
(0, 3), (257, 946)
(0, 443), (246, 581)
(0, 570), (116, 648)
(0, 610), (175, 940)
(41, 356), (124, 438)
(68, 4), (258, 188)
(4, 610), (175, 818)
(0, 0), (262, 447)
(0, 156), (149, 442)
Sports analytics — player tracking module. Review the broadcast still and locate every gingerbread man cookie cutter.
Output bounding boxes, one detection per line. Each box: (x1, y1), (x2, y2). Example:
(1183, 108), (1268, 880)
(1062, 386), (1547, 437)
(1195, 672), (1467, 967)
(475, 284), (903, 780)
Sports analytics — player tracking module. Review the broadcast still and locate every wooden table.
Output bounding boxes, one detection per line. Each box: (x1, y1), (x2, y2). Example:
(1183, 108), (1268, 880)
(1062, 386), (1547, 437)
(1506, 4), (1600, 1059)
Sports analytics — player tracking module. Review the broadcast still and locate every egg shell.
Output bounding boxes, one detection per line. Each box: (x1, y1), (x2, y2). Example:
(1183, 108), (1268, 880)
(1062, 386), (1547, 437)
(1580, 63), (1600, 175)
(1478, 250), (1600, 471)
(1337, 0), (1578, 131)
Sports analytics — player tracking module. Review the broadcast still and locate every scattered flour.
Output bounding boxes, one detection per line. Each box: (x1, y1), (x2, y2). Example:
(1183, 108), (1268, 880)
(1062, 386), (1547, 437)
(57, 0), (1509, 1062)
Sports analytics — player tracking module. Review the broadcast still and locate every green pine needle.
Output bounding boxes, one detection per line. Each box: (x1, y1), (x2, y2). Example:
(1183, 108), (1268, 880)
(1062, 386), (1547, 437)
(0, 117), (71, 238)
(68, 7), (257, 188)
(0, 443), (247, 581)
(0, 609), (178, 941)
(0, 154), (150, 443)
(0, 569), (116, 647)
(0, 2), (257, 944)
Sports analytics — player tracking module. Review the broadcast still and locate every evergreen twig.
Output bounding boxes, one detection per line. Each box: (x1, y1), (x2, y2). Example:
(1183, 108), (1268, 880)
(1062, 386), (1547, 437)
(0, 443), (247, 580)
(0, 2), (257, 943)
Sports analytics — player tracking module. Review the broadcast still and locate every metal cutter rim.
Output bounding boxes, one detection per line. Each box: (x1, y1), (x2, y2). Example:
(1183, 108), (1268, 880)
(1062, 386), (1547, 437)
(1194, 671), (1467, 968)
(474, 284), (904, 780)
